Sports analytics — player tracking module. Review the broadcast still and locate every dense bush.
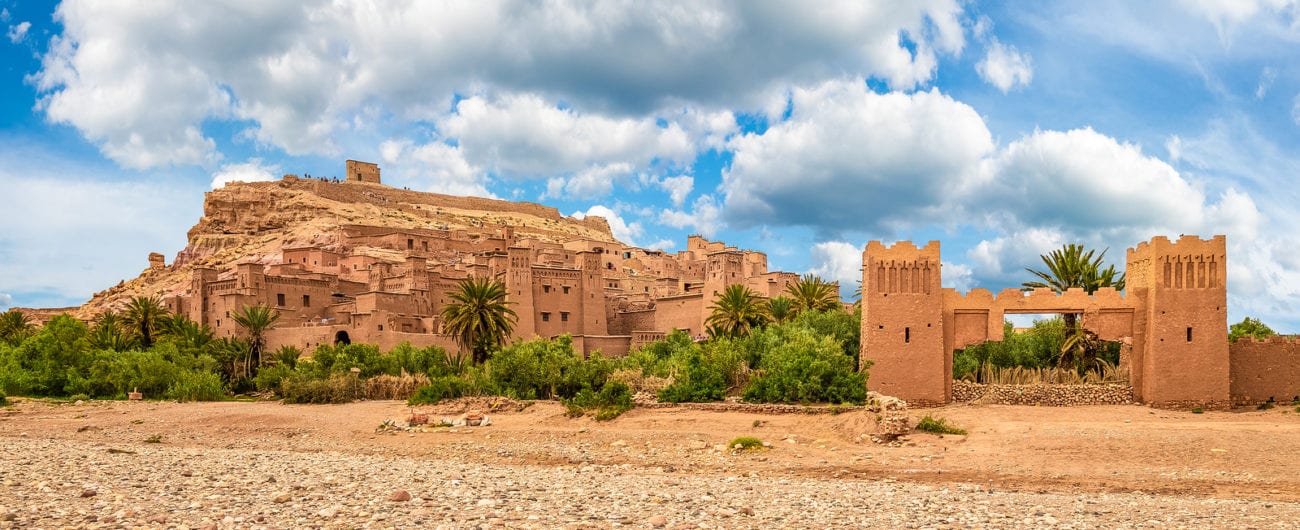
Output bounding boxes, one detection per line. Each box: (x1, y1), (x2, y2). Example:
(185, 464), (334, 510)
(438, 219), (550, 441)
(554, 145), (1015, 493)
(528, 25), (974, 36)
(407, 375), (469, 405)
(280, 373), (360, 404)
(488, 336), (578, 400)
(3, 307), (875, 408)
(564, 381), (633, 421)
(165, 370), (227, 402)
(742, 327), (867, 405)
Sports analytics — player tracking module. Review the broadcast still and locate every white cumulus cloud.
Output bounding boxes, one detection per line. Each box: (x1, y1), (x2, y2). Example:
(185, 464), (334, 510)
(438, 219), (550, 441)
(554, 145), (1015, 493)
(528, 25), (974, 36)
(659, 195), (722, 238)
(976, 38), (1033, 93)
(378, 139), (492, 197)
(32, 0), (968, 170)
(572, 205), (642, 245)
(210, 158), (280, 189)
(807, 241), (863, 294)
(6, 20), (29, 43)
(722, 80), (994, 233)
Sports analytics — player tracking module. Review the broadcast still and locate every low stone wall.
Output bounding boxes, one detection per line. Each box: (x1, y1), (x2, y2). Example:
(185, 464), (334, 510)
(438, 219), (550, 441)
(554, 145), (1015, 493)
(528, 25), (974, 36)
(952, 380), (1134, 406)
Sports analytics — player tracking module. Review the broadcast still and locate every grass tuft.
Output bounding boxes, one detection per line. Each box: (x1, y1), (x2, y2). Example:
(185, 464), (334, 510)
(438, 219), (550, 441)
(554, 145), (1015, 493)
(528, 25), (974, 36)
(729, 436), (765, 451)
(1191, 407), (1204, 414)
(915, 415), (967, 435)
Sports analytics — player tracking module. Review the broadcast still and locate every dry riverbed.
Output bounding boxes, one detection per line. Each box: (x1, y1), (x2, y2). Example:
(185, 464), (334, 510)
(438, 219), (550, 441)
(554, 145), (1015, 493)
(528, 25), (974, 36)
(2, 398), (1299, 528)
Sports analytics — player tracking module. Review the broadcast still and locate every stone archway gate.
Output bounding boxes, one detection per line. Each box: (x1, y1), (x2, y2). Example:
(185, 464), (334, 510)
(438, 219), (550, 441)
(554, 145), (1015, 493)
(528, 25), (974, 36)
(859, 235), (1230, 407)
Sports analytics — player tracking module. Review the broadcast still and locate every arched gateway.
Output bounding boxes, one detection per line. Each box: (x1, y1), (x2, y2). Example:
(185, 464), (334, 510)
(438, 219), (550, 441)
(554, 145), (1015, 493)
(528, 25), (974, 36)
(860, 235), (1230, 408)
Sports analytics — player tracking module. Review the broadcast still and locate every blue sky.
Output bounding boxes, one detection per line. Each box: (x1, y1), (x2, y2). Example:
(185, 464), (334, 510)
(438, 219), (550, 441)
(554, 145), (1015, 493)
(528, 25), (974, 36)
(1, 1), (1298, 332)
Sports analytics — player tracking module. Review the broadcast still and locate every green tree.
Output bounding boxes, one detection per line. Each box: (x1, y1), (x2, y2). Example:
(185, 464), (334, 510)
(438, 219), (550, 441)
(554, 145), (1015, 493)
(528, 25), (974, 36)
(158, 314), (215, 350)
(705, 284), (769, 338)
(0, 309), (35, 346)
(785, 274), (841, 315)
(1229, 317), (1276, 342)
(231, 304), (281, 376)
(88, 311), (136, 352)
(1023, 244), (1126, 326)
(440, 276), (518, 364)
(121, 296), (169, 349)
(1023, 244), (1126, 372)
(765, 296), (794, 324)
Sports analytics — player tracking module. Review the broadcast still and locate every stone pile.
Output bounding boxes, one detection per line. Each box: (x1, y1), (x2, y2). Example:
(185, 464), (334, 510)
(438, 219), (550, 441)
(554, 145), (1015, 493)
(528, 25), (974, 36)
(953, 380), (1134, 406)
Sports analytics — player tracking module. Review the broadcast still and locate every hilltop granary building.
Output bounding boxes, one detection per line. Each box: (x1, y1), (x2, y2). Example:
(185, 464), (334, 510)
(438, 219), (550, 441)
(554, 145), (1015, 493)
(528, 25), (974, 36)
(163, 161), (802, 358)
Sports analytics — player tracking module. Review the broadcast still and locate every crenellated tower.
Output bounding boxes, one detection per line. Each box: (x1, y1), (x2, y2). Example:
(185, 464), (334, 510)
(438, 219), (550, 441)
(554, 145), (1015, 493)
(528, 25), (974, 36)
(505, 247), (536, 341)
(1126, 235), (1229, 406)
(861, 240), (947, 404)
(580, 250), (607, 337)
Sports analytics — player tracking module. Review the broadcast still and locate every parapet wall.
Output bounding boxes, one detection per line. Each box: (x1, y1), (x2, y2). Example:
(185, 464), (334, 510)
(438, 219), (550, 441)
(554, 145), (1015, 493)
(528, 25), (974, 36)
(1230, 337), (1300, 404)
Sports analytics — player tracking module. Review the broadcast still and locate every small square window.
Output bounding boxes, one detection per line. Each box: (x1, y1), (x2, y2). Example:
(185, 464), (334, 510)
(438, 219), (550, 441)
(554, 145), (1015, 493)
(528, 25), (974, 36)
(543, 285), (552, 293)
(562, 286), (570, 294)
(560, 312), (569, 322)
(541, 312), (551, 322)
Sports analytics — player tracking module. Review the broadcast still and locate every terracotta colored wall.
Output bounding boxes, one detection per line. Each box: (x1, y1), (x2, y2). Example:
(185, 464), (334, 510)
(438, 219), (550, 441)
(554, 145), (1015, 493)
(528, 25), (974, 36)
(655, 293), (704, 335)
(576, 335), (632, 358)
(1230, 337), (1300, 404)
(861, 241), (947, 405)
(1126, 235), (1229, 406)
(345, 159), (381, 184)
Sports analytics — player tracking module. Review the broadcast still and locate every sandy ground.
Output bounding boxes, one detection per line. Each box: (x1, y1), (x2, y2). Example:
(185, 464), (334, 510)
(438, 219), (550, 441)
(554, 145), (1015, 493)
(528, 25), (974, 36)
(2, 398), (1299, 528)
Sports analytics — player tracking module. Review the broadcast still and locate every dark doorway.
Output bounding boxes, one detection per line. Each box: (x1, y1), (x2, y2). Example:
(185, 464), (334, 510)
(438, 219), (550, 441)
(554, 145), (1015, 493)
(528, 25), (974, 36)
(334, 330), (351, 346)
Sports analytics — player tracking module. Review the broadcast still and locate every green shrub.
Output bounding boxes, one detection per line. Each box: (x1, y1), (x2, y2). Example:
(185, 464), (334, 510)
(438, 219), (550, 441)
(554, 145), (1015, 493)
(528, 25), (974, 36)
(658, 346), (729, 403)
(0, 390), (7, 406)
(69, 393), (90, 402)
(407, 376), (468, 405)
(559, 352), (617, 399)
(252, 363), (293, 393)
(270, 345), (302, 369)
(729, 436), (764, 451)
(1191, 407), (1204, 414)
(280, 373), (359, 404)
(915, 415), (967, 435)
(165, 370), (226, 402)
(488, 336), (578, 400)
(741, 328), (866, 405)
(1258, 402), (1275, 410)
(565, 381), (633, 421)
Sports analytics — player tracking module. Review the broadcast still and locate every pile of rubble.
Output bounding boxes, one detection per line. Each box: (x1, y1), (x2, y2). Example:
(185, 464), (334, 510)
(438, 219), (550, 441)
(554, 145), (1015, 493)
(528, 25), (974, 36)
(376, 410), (491, 433)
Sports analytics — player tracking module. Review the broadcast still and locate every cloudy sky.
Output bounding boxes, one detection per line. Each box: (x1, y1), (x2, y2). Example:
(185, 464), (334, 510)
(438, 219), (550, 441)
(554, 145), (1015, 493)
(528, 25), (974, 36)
(1, 1), (1298, 331)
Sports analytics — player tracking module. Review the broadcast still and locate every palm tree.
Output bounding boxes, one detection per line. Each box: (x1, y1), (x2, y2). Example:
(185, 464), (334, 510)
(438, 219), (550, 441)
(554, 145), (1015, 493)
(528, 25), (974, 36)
(440, 276), (517, 364)
(1023, 244), (1126, 371)
(158, 314), (215, 350)
(0, 309), (34, 345)
(766, 296), (794, 324)
(785, 274), (840, 315)
(705, 284), (769, 338)
(122, 296), (168, 349)
(89, 311), (136, 352)
(231, 304), (281, 375)
(1023, 244), (1126, 330)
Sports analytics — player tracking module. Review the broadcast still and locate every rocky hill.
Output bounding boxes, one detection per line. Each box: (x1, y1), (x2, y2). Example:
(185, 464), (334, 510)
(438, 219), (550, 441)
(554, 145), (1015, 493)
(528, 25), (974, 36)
(72, 177), (619, 320)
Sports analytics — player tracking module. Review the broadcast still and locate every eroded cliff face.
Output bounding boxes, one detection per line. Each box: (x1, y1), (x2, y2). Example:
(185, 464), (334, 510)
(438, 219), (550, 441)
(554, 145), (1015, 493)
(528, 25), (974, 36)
(74, 178), (619, 319)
